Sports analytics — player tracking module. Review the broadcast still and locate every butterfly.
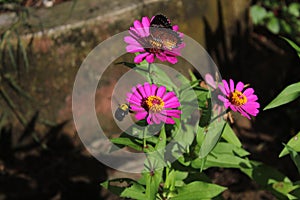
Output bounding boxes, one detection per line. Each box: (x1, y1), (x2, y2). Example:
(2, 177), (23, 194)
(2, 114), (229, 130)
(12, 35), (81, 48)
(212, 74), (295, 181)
(148, 14), (182, 51)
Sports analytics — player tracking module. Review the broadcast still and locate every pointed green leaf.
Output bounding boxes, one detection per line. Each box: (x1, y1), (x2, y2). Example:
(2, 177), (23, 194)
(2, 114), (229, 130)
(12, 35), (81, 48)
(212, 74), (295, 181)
(279, 132), (300, 157)
(101, 178), (146, 200)
(221, 123), (242, 147)
(171, 181), (226, 200)
(199, 120), (226, 158)
(264, 82), (300, 110)
(285, 145), (300, 174)
(282, 37), (300, 58)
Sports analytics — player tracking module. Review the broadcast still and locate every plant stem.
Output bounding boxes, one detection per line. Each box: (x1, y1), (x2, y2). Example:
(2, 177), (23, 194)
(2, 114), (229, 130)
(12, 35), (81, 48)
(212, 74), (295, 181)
(148, 63), (154, 83)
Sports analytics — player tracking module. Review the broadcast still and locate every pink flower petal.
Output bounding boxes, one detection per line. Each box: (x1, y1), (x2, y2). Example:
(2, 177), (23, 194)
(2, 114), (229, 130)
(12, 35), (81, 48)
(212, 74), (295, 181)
(229, 104), (237, 112)
(164, 96), (179, 105)
(165, 55), (178, 64)
(229, 79), (234, 92)
(156, 86), (166, 97)
(205, 74), (217, 89)
(156, 53), (167, 62)
(163, 91), (176, 102)
(130, 105), (145, 111)
(218, 84), (227, 96)
(236, 81), (244, 91)
(151, 84), (158, 95)
(126, 45), (144, 53)
(165, 117), (175, 124)
(144, 82), (151, 97)
(135, 111), (148, 120)
(137, 84), (147, 98)
(164, 102), (180, 108)
(124, 36), (140, 45)
(164, 110), (181, 118)
(147, 113), (153, 124)
(146, 53), (155, 63)
(172, 25), (179, 31)
(222, 80), (230, 95)
(243, 88), (254, 96)
(134, 52), (149, 63)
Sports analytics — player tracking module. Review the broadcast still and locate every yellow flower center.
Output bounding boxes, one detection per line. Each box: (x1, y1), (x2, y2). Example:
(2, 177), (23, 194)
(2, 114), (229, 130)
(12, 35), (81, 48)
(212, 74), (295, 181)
(145, 95), (164, 112)
(229, 90), (247, 106)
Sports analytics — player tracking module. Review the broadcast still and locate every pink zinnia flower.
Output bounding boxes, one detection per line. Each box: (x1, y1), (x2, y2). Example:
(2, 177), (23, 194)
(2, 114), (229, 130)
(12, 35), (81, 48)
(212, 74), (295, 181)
(218, 79), (260, 119)
(127, 82), (181, 124)
(124, 15), (185, 64)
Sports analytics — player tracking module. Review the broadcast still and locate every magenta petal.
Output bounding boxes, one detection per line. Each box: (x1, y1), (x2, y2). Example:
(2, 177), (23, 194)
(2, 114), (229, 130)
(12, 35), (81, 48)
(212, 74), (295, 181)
(151, 84), (158, 95)
(164, 96), (179, 105)
(222, 80), (230, 94)
(229, 104), (237, 112)
(147, 113), (152, 124)
(164, 110), (181, 118)
(163, 92), (176, 102)
(166, 55), (177, 64)
(236, 82), (244, 91)
(205, 74), (216, 89)
(130, 105), (145, 111)
(218, 95), (228, 103)
(238, 107), (251, 119)
(124, 36), (140, 45)
(229, 79), (234, 92)
(144, 82), (151, 96)
(126, 45), (144, 53)
(134, 52), (149, 63)
(165, 117), (175, 124)
(164, 102), (180, 108)
(152, 113), (161, 124)
(243, 88), (255, 96)
(133, 20), (142, 29)
(135, 111), (147, 120)
(137, 84), (147, 98)
(145, 53), (155, 63)
(172, 25), (179, 31)
(131, 87), (142, 99)
(156, 86), (166, 97)
(156, 53), (167, 62)
(247, 95), (258, 101)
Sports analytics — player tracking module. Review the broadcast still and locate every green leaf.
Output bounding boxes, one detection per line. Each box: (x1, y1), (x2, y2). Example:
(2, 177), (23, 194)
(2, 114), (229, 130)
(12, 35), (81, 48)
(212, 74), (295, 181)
(143, 168), (163, 200)
(240, 161), (292, 187)
(193, 142), (250, 170)
(264, 82), (300, 110)
(250, 5), (268, 25)
(101, 178), (146, 200)
(170, 181), (226, 200)
(164, 170), (188, 191)
(155, 125), (166, 151)
(111, 137), (143, 151)
(221, 123), (242, 147)
(199, 120), (226, 158)
(279, 132), (300, 157)
(267, 17), (280, 34)
(285, 145), (300, 174)
(288, 3), (300, 17)
(272, 181), (300, 198)
(282, 37), (300, 58)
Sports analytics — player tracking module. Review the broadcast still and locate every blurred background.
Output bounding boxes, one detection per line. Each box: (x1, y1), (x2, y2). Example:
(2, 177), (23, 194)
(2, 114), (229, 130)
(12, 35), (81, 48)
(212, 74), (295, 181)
(0, 0), (300, 199)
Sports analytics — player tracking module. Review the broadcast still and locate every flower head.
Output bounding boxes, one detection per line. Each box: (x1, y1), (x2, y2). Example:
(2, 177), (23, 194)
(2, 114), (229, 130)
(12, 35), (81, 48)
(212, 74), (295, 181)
(218, 79), (260, 119)
(127, 82), (181, 124)
(124, 15), (185, 64)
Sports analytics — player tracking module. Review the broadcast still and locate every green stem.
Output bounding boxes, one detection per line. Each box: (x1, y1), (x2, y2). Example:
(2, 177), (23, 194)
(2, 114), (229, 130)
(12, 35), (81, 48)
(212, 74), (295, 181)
(148, 63), (154, 83)
(143, 127), (147, 149)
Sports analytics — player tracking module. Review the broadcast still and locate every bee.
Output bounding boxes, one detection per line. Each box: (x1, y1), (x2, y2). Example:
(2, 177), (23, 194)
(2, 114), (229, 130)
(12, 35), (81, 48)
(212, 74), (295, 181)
(114, 104), (130, 121)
